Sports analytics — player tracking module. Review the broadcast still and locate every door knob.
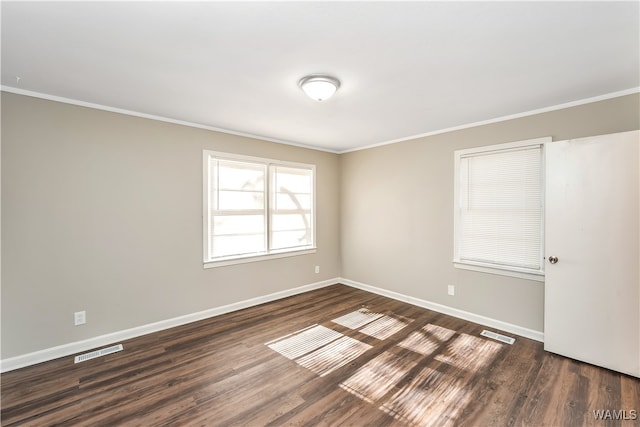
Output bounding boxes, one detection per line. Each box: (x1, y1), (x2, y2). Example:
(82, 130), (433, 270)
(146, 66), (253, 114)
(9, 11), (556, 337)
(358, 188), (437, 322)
(548, 256), (558, 264)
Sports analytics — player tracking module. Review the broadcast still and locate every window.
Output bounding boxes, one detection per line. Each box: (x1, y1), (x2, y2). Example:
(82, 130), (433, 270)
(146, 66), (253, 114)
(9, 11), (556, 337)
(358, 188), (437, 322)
(453, 137), (549, 281)
(203, 151), (315, 267)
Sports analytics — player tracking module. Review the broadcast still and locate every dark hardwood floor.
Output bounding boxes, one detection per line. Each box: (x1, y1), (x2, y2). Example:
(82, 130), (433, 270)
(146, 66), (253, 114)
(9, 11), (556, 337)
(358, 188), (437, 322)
(2, 284), (639, 426)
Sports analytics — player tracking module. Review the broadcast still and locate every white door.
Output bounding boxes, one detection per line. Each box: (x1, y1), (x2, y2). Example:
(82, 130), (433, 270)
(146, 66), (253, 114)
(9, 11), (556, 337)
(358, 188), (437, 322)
(544, 130), (639, 378)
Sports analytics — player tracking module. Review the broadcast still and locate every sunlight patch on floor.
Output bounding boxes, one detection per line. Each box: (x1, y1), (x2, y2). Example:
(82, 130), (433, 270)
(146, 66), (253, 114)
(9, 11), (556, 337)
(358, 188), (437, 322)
(339, 351), (417, 403)
(331, 308), (384, 329)
(359, 314), (413, 340)
(435, 333), (503, 371)
(380, 366), (472, 426)
(267, 324), (371, 377)
(266, 307), (507, 426)
(397, 323), (456, 356)
(267, 325), (343, 360)
(296, 336), (372, 377)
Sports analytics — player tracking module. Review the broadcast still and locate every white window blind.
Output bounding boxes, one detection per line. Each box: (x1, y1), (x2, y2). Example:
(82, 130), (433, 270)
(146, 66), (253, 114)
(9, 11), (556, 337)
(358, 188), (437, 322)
(454, 138), (548, 279)
(204, 151), (315, 265)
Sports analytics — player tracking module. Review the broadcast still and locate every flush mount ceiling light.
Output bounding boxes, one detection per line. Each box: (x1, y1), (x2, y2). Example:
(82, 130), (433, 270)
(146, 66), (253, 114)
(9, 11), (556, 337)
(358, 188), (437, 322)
(299, 75), (340, 101)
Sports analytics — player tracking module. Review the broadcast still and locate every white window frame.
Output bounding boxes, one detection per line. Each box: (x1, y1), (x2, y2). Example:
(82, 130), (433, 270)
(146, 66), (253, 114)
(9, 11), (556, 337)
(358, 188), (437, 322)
(453, 137), (549, 281)
(203, 150), (316, 268)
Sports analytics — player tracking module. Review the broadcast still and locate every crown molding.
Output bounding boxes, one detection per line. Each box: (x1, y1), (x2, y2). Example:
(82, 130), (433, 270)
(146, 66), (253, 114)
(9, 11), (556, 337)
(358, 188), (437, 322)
(0, 86), (340, 154)
(3, 85), (637, 155)
(338, 87), (640, 154)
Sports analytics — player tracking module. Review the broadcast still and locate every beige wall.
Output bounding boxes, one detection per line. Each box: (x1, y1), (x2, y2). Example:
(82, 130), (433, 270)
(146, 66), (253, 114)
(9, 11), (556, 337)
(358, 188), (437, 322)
(1, 92), (341, 358)
(2, 91), (638, 360)
(340, 93), (640, 333)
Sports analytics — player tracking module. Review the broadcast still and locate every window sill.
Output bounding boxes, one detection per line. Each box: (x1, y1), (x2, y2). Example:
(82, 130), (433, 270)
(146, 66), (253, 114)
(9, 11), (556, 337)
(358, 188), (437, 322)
(453, 260), (544, 282)
(204, 247), (317, 268)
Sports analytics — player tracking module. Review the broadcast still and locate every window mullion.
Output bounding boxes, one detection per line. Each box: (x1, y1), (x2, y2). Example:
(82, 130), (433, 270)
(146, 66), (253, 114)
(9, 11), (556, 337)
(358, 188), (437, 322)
(266, 164), (272, 252)
(210, 158), (219, 258)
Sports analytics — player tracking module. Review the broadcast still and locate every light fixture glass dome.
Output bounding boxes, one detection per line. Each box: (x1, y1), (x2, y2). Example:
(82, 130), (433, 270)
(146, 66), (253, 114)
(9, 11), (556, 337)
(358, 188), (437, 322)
(299, 75), (340, 101)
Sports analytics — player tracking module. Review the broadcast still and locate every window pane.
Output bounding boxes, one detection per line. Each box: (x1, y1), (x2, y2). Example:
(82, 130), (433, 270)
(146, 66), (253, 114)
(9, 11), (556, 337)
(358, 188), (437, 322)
(273, 166), (312, 194)
(217, 160), (265, 191)
(212, 234), (266, 258)
(275, 193), (311, 210)
(271, 213), (311, 231)
(208, 156), (267, 260)
(213, 214), (264, 236)
(218, 191), (264, 210)
(271, 230), (312, 250)
(271, 213), (312, 250)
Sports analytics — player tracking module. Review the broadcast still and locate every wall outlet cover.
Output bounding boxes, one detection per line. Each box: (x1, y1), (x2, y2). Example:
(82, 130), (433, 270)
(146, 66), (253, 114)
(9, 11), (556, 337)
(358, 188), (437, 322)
(74, 311), (86, 326)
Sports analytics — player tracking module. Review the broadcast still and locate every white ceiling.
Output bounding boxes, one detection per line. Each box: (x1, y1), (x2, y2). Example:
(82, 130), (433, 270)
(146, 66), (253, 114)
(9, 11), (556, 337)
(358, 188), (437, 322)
(2, 1), (638, 153)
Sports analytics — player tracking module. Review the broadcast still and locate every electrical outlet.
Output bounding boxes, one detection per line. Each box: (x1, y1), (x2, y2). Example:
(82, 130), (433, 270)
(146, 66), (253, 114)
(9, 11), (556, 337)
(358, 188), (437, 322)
(315, 265), (320, 274)
(448, 285), (455, 296)
(74, 311), (86, 326)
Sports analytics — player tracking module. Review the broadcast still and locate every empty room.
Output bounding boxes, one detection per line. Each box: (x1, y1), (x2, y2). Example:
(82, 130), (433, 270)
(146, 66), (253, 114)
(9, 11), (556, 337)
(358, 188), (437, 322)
(1, 2), (639, 426)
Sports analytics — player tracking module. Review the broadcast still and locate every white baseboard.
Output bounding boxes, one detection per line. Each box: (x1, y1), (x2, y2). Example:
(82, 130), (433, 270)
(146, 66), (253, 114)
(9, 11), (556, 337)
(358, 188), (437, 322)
(339, 277), (544, 342)
(0, 278), (339, 373)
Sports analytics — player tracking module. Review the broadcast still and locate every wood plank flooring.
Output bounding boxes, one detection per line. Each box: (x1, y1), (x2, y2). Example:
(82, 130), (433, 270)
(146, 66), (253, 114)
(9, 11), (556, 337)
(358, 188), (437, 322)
(2, 284), (639, 426)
